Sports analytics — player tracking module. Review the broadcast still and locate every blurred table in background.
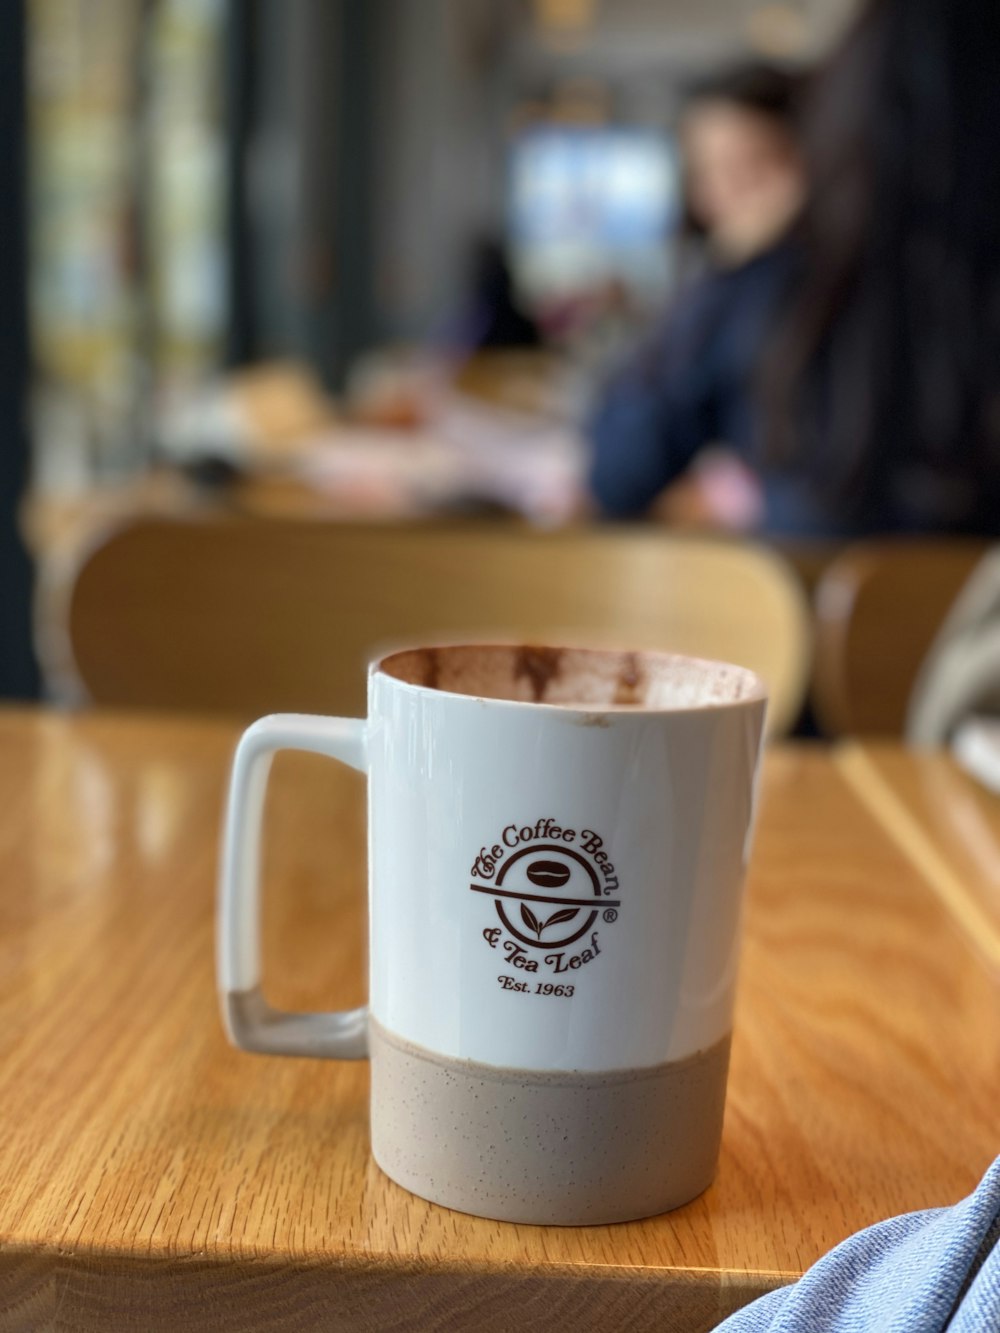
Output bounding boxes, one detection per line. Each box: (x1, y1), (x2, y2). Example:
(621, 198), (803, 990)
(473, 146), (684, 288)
(0, 711), (996, 1330)
(29, 362), (992, 745)
(25, 353), (589, 561)
(23, 355), (847, 729)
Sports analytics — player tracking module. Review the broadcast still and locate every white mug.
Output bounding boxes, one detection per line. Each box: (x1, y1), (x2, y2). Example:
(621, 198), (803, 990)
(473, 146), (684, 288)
(218, 644), (767, 1225)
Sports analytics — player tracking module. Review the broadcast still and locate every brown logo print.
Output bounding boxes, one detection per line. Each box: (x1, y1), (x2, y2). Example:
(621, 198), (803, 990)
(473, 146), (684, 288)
(471, 820), (621, 979)
(490, 845), (606, 949)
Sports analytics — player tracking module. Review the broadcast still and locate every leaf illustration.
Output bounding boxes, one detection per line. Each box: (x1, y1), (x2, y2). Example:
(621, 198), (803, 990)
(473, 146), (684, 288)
(543, 907), (579, 930)
(521, 904), (542, 936)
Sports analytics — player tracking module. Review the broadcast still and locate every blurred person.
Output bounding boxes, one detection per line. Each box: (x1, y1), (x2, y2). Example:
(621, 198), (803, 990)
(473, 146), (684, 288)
(593, 0), (1000, 538)
(588, 62), (806, 527)
(449, 236), (543, 355)
(761, 0), (1000, 536)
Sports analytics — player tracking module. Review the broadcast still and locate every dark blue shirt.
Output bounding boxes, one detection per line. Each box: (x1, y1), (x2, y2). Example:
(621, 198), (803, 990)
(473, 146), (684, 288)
(588, 243), (1000, 538)
(589, 245), (794, 520)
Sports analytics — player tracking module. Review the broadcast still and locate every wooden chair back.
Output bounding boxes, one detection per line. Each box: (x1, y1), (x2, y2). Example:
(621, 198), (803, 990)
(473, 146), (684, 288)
(811, 540), (989, 736)
(66, 518), (810, 734)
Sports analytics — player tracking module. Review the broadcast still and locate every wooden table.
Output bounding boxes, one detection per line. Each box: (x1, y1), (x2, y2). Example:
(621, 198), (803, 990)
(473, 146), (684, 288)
(0, 712), (996, 1331)
(839, 742), (1000, 971)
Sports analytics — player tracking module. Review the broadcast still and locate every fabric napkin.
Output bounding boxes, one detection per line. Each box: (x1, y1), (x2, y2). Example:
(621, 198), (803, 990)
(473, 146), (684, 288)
(716, 1155), (1000, 1332)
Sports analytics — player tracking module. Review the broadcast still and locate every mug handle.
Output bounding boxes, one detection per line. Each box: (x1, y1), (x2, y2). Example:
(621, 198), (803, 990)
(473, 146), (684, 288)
(217, 713), (369, 1059)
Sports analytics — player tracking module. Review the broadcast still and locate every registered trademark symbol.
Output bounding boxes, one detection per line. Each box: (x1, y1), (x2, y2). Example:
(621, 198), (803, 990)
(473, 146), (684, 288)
(603, 907), (618, 923)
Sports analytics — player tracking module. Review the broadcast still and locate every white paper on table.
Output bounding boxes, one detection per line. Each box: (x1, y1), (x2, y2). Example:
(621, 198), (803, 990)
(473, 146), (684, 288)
(292, 396), (588, 524)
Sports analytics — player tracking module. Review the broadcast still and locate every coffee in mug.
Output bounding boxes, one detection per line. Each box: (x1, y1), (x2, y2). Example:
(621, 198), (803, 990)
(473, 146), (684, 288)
(217, 644), (766, 1225)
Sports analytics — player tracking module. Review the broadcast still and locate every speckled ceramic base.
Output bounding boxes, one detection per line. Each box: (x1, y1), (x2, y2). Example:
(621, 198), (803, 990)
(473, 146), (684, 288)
(369, 1019), (731, 1226)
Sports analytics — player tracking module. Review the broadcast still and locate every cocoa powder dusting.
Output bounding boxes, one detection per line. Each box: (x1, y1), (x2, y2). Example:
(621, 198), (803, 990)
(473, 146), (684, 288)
(515, 646), (563, 702)
(613, 652), (645, 705)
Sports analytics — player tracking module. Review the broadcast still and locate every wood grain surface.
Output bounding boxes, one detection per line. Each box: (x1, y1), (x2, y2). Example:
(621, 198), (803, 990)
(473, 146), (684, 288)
(0, 711), (996, 1331)
(839, 742), (1000, 971)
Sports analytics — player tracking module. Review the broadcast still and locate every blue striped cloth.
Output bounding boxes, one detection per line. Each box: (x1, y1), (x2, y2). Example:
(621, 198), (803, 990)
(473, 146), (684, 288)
(717, 1155), (1000, 1332)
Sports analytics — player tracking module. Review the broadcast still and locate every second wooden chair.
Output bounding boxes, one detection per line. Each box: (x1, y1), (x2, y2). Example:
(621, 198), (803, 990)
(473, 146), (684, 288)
(811, 539), (989, 736)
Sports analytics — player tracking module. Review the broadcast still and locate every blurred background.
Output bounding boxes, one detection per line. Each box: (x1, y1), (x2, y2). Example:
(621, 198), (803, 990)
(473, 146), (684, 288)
(7, 0), (1000, 750)
(24, 0), (853, 487)
(23, 0), (853, 458)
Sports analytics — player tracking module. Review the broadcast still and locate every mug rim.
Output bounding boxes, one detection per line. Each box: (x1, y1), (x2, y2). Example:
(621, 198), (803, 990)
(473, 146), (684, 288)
(369, 641), (769, 717)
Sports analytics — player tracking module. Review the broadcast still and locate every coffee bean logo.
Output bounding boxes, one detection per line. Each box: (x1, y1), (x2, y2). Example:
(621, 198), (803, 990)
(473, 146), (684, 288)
(525, 860), (571, 890)
(470, 825), (622, 969)
(469, 844), (612, 949)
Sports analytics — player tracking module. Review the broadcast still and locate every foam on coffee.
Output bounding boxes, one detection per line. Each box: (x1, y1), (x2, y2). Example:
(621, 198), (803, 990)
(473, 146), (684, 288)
(369, 1018), (731, 1226)
(378, 643), (765, 712)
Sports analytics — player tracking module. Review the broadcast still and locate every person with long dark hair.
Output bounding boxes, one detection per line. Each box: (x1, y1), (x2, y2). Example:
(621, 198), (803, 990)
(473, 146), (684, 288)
(591, 0), (1000, 537)
(761, 0), (1000, 535)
